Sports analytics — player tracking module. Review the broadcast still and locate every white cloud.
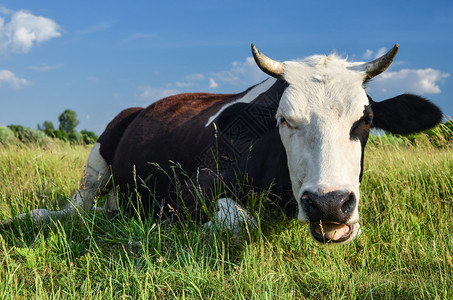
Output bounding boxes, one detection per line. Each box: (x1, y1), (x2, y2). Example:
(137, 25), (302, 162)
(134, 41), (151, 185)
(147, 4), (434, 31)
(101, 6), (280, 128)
(210, 56), (267, 87)
(152, 57), (265, 93)
(209, 78), (218, 88)
(29, 63), (64, 71)
(374, 47), (387, 59)
(368, 68), (450, 96)
(138, 85), (179, 101)
(363, 49), (373, 60)
(362, 47), (388, 60)
(0, 10), (61, 54)
(0, 5), (12, 15)
(0, 69), (29, 88)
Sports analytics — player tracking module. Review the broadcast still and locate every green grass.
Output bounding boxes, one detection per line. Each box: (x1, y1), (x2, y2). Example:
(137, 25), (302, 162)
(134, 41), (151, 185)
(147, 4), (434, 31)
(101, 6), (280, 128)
(0, 139), (452, 299)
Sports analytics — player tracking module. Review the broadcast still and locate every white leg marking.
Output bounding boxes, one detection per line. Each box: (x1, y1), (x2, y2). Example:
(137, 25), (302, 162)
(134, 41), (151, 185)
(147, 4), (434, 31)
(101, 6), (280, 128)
(14, 209), (52, 225)
(92, 189), (119, 217)
(204, 198), (257, 236)
(69, 142), (111, 213)
(104, 189), (119, 213)
(9, 208), (72, 225)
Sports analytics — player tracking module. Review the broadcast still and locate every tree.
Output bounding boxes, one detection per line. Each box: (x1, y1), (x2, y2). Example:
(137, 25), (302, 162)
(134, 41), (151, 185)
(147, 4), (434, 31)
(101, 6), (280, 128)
(54, 129), (69, 141)
(58, 109), (79, 134)
(38, 120), (55, 137)
(80, 129), (98, 144)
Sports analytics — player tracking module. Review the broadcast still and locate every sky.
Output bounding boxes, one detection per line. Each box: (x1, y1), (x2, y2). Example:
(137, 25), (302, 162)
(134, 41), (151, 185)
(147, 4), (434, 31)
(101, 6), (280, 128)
(1, 1), (452, 135)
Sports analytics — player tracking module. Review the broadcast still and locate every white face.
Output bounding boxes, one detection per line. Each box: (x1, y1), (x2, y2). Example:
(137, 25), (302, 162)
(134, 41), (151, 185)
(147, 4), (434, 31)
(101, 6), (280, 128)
(277, 55), (370, 242)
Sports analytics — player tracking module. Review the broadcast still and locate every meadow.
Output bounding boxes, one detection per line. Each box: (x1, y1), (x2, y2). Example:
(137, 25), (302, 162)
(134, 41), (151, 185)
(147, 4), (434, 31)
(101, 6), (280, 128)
(0, 134), (452, 299)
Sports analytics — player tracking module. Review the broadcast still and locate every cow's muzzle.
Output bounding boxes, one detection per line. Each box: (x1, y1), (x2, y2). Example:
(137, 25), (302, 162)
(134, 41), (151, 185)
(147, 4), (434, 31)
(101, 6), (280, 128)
(302, 190), (357, 243)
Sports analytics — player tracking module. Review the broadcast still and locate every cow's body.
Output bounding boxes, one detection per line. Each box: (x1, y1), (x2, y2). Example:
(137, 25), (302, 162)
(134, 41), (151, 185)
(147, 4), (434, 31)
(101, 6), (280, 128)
(2, 44), (442, 244)
(101, 79), (292, 221)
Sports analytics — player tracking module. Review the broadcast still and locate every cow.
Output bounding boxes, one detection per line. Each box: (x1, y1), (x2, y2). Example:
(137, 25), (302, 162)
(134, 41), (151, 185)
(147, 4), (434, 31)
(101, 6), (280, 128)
(1, 44), (442, 244)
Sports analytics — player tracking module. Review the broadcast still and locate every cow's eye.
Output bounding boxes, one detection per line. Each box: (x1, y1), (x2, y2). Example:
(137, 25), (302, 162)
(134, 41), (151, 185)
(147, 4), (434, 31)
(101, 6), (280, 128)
(364, 115), (373, 126)
(278, 117), (293, 128)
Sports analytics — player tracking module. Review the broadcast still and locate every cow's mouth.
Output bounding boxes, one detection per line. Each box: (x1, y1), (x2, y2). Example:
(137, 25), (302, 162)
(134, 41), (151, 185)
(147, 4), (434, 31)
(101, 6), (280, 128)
(309, 222), (354, 244)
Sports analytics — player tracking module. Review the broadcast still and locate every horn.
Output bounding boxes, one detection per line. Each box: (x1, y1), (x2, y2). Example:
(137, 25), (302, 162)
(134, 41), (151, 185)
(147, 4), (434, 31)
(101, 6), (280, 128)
(363, 44), (399, 79)
(251, 44), (285, 79)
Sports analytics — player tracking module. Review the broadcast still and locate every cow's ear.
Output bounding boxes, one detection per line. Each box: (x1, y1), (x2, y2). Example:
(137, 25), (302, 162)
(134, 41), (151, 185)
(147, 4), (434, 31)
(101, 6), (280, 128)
(370, 94), (443, 135)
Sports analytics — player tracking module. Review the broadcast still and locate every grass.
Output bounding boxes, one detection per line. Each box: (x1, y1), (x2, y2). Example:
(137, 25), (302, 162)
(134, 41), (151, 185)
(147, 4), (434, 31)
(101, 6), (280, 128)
(0, 138), (452, 299)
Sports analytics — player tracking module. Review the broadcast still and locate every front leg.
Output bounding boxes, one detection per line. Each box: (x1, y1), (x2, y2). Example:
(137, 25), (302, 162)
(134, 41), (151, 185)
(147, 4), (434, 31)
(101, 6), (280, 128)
(203, 198), (257, 237)
(177, 167), (256, 233)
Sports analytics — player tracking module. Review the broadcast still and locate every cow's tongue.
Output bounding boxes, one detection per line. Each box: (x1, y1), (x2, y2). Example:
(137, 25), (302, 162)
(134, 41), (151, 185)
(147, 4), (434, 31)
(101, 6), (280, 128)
(313, 223), (351, 241)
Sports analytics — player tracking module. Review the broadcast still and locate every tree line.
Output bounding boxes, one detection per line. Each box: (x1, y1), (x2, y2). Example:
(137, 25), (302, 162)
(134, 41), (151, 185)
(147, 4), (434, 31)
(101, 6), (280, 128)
(0, 109), (98, 145)
(1, 108), (452, 148)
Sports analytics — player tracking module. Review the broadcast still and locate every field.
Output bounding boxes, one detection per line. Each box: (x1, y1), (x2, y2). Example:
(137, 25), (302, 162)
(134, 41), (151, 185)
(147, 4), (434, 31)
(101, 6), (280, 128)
(0, 138), (452, 299)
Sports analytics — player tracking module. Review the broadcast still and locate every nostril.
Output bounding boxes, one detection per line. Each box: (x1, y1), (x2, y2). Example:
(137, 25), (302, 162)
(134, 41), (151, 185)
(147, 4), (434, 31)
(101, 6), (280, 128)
(302, 192), (318, 215)
(341, 193), (356, 215)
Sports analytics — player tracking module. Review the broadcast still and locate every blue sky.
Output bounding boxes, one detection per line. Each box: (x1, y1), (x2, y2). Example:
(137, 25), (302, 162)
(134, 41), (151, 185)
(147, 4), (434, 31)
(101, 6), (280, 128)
(1, 1), (452, 135)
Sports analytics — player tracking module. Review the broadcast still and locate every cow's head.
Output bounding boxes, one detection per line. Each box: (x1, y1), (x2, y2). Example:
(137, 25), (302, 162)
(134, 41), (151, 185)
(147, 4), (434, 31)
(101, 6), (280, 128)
(252, 44), (442, 244)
